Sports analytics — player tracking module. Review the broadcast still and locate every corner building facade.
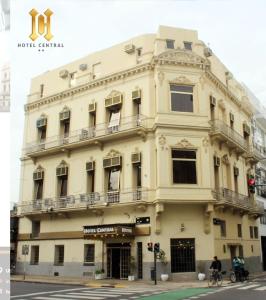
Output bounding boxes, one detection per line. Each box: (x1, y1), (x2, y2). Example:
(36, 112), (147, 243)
(17, 26), (264, 280)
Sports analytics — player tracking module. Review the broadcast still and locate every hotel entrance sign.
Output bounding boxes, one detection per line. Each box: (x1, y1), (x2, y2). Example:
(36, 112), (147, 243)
(83, 224), (134, 238)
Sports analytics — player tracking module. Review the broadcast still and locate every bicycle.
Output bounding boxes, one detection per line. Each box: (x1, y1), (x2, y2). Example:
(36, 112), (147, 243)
(230, 268), (249, 283)
(208, 269), (223, 287)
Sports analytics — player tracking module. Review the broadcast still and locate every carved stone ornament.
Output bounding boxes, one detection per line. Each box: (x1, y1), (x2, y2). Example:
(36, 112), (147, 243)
(158, 71), (164, 85)
(169, 75), (192, 85)
(35, 165), (44, 172)
(176, 138), (195, 148)
(58, 160), (68, 167)
(222, 154), (230, 165)
(60, 106), (70, 113)
(106, 89), (122, 98)
(105, 149), (121, 158)
(158, 135), (167, 150)
(156, 49), (206, 65)
(202, 137), (209, 153)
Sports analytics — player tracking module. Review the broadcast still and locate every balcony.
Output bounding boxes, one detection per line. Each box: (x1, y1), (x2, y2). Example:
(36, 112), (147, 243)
(24, 115), (151, 158)
(213, 188), (264, 216)
(18, 188), (150, 216)
(209, 120), (249, 154)
(246, 143), (266, 163)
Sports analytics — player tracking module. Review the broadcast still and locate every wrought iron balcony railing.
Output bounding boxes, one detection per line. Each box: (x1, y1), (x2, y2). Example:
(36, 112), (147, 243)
(24, 115), (150, 155)
(213, 187), (264, 214)
(209, 120), (249, 153)
(248, 143), (266, 162)
(18, 188), (150, 215)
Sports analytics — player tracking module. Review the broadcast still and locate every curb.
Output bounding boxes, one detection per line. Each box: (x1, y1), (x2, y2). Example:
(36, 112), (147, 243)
(11, 279), (85, 286)
(85, 283), (126, 288)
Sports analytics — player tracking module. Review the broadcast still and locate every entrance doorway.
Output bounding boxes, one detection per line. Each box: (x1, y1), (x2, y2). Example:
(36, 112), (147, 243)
(107, 243), (130, 279)
(262, 236), (266, 271)
(229, 245), (237, 266)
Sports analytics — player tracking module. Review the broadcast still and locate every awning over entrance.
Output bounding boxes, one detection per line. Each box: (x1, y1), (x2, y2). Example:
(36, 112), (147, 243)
(83, 223), (135, 239)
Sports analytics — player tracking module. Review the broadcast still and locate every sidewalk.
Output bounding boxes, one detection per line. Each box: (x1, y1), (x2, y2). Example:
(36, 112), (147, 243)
(11, 272), (265, 289)
(11, 274), (231, 289)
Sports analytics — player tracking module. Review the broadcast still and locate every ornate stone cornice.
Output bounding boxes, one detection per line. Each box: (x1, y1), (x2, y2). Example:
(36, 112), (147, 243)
(25, 63), (154, 112)
(24, 49), (252, 118)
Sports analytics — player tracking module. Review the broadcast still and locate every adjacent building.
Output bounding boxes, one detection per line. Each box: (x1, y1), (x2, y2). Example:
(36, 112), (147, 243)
(0, 63), (10, 112)
(16, 26), (264, 280)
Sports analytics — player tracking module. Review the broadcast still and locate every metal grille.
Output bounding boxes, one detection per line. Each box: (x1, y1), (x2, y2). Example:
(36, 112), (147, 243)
(170, 238), (195, 273)
(137, 242), (143, 279)
(120, 248), (130, 279)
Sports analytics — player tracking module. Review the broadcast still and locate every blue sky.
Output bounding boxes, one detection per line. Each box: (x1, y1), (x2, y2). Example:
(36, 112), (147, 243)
(10, 0), (266, 207)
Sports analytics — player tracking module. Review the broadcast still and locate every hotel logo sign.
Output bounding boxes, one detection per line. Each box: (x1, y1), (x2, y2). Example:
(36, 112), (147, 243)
(29, 8), (53, 41)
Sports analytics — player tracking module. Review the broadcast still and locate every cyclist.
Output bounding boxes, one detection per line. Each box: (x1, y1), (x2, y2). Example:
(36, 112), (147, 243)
(209, 256), (222, 280)
(232, 256), (242, 281)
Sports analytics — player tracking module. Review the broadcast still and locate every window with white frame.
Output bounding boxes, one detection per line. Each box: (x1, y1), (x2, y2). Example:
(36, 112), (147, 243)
(84, 244), (95, 265)
(170, 84), (194, 112)
(108, 111), (121, 133)
(172, 149), (197, 184)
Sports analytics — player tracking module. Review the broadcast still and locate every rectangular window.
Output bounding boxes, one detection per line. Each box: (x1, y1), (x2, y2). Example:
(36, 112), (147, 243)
(54, 245), (64, 266)
(170, 84), (193, 112)
(34, 180), (43, 200)
(254, 226), (258, 239)
(220, 220), (226, 237)
(250, 226), (254, 238)
(108, 169), (120, 191)
(38, 127), (46, 142)
(170, 238), (195, 272)
(237, 224), (242, 238)
(166, 39), (174, 49)
(32, 221), (40, 238)
(59, 176), (68, 197)
(260, 211), (266, 224)
(30, 246), (39, 265)
(137, 242), (143, 279)
(40, 84), (44, 98)
(108, 111), (121, 132)
(172, 149), (197, 184)
(69, 72), (76, 87)
(184, 41), (192, 50)
(84, 244), (95, 265)
(87, 170), (95, 193)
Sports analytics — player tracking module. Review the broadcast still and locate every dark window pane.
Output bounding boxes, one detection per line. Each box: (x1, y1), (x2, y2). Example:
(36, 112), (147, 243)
(166, 40), (174, 49)
(184, 42), (192, 50)
(171, 93), (193, 112)
(171, 239), (195, 272)
(172, 150), (196, 159)
(173, 161), (197, 184)
(170, 85), (193, 93)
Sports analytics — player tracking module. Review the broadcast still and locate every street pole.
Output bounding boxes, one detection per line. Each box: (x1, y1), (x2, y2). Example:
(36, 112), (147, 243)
(154, 250), (157, 285)
(23, 254), (26, 280)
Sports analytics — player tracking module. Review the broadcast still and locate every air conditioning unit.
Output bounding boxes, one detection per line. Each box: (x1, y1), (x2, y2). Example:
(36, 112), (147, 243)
(56, 166), (68, 177)
(131, 152), (141, 164)
(79, 64), (87, 71)
(33, 170), (44, 180)
(204, 47), (213, 57)
(103, 156), (121, 168)
(234, 167), (239, 176)
(210, 96), (216, 107)
(124, 44), (135, 54)
(80, 129), (89, 140)
(36, 118), (47, 128)
(229, 113), (234, 122)
(59, 69), (69, 79)
(243, 123), (250, 135)
(86, 161), (95, 172)
(104, 95), (122, 108)
(113, 95), (123, 105)
(214, 156), (220, 167)
(88, 103), (96, 113)
(132, 89), (141, 103)
(59, 110), (70, 121)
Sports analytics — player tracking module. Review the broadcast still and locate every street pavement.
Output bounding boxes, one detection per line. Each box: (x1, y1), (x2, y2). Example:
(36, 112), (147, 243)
(10, 282), (169, 300)
(11, 276), (266, 300)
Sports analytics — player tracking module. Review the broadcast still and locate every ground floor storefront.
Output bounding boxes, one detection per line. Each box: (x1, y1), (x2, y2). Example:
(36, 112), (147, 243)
(16, 204), (262, 280)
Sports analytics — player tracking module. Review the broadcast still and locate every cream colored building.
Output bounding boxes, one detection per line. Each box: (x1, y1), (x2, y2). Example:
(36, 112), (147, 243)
(16, 26), (264, 280)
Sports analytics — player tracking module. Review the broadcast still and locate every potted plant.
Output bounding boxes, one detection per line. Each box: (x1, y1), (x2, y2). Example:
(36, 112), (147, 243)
(95, 268), (104, 280)
(197, 261), (206, 281)
(158, 249), (169, 281)
(128, 256), (136, 281)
